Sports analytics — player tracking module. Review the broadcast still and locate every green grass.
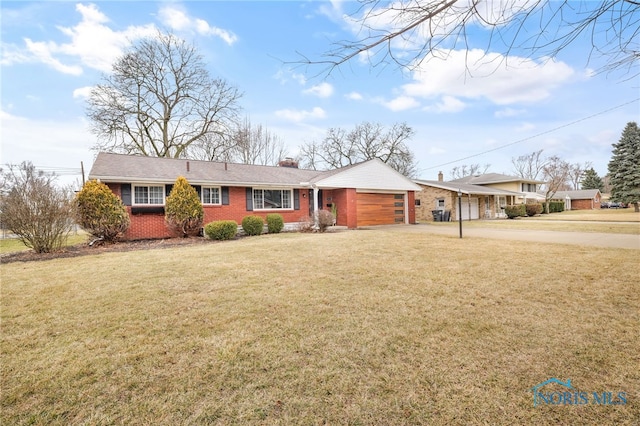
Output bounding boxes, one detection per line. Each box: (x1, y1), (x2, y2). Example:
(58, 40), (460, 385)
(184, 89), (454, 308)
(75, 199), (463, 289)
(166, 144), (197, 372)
(0, 232), (88, 254)
(2, 229), (638, 425)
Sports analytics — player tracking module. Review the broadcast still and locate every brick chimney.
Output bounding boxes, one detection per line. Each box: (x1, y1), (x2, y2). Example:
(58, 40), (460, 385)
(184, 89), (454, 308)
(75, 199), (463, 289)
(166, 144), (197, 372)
(278, 157), (299, 168)
(438, 171), (443, 182)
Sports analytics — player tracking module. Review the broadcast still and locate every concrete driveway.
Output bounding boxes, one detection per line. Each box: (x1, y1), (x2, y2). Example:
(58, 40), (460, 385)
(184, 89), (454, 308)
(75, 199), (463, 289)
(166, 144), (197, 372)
(396, 224), (640, 250)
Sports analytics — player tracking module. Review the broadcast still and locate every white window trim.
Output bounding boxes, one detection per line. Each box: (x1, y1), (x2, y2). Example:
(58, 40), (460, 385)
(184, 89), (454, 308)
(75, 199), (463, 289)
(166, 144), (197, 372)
(252, 188), (294, 210)
(201, 186), (222, 205)
(132, 184), (165, 206)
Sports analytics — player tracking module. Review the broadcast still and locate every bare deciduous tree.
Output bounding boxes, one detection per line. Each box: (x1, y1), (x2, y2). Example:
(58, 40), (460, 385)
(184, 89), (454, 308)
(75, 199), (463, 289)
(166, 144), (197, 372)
(449, 163), (491, 180)
(300, 122), (418, 177)
(542, 155), (571, 212)
(304, 1), (639, 76)
(568, 161), (592, 190)
(229, 118), (289, 166)
(88, 31), (242, 158)
(0, 162), (74, 253)
(511, 149), (547, 180)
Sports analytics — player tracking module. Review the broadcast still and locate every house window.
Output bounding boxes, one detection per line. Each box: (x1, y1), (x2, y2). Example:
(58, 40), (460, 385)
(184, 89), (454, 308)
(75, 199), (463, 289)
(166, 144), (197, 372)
(134, 185), (164, 205)
(522, 183), (537, 192)
(202, 187), (221, 205)
(436, 198), (445, 209)
(497, 196), (507, 208)
(253, 189), (292, 210)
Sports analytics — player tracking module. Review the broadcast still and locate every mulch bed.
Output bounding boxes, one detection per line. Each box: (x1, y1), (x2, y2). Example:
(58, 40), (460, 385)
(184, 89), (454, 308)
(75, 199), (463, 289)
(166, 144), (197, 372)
(1, 237), (214, 264)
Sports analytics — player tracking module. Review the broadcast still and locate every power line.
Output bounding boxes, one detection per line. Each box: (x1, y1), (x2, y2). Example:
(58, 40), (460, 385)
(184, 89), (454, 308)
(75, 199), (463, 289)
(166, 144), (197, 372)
(420, 97), (640, 172)
(1, 164), (82, 176)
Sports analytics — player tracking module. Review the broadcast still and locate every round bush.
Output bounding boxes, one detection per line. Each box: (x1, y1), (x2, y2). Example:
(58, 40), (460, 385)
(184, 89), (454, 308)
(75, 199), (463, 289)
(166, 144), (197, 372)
(315, 209), (335, 232)
(165, 176), (204, 237)
(242, 215), (264, 236)
(525, 203), (543, 217)
(75, 179), (130, 242)
(204, 220), (237, 240)
(266, 213), (284, 233)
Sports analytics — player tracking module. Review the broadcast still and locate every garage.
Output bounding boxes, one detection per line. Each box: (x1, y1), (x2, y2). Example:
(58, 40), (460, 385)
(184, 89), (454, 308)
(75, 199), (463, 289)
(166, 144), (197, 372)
(356, 193), (405, 226)
(457, 197), (480, 220)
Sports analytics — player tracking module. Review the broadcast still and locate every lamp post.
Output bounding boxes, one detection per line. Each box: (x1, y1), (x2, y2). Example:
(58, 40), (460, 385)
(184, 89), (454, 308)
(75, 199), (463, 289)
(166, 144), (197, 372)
(457, 189), (463, 238)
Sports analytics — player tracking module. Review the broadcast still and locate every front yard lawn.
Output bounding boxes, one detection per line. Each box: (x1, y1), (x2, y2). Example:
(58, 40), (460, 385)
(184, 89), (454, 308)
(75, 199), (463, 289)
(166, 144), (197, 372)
(2, 229), (638, 424)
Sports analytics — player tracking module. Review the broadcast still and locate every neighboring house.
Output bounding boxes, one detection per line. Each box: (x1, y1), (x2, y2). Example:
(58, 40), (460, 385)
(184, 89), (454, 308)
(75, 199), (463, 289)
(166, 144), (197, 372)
(450, 173), (546, 204)
(88, 153), (421, 239)
(551, 189), (602, 210)
(414, 172), (545, 221)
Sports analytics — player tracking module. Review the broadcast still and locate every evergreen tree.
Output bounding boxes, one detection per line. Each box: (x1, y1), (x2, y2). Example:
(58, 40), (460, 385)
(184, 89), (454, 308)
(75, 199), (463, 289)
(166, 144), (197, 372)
(75, 180), (130, 242)
(165, 176), (204, 237)
(607, 122), (640, 211)
(580, 168), (604, 192)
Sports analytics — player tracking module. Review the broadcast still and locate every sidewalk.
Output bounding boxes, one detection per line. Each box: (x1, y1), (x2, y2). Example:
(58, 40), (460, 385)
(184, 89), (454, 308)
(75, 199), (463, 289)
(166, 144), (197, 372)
(403, 224), (640, 250)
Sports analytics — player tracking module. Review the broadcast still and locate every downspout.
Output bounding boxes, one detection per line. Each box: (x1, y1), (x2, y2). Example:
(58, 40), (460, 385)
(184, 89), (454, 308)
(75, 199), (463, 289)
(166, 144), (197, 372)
(312, 185), (319, 230)
(404, 192), (409, 224)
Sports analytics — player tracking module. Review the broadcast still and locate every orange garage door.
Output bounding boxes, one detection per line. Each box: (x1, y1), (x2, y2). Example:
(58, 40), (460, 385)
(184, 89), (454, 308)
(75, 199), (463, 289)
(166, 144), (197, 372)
(356, 193), (405, 226)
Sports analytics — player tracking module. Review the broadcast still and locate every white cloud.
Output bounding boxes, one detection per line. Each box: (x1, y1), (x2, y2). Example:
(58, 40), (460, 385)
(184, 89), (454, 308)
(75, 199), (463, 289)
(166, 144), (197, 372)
(345, 91), (363, 100)
(495, 107), (526, 118)
(158, 6), (237, 45)
(23, 38), (83, 75)
(425, 95), (466, 113)
(401, 49), (575, 105)
(382, 95), (420, 111)
(274, 69), (306, 86)
(303, 82), (334, 98)
(73, 86), (93, 99)
(4, 3), (156, 74)
(275, 107), (326, 122)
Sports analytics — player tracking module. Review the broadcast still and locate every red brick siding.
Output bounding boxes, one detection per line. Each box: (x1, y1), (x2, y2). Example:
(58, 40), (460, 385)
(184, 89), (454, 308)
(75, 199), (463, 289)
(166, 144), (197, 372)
(109, 184), (311, 239)
(571, 199), (599, 210)
(407, 191), (416, 224)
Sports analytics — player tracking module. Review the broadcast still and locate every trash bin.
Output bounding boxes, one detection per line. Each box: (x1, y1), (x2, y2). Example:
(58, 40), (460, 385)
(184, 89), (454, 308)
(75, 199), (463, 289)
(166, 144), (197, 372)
(432, 210), (443, 222)
(443, 210), (451, 222)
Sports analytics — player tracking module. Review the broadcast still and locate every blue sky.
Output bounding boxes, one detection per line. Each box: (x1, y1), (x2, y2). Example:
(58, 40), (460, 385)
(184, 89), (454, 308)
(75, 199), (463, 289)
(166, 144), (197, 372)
(1, 1), (639, 186)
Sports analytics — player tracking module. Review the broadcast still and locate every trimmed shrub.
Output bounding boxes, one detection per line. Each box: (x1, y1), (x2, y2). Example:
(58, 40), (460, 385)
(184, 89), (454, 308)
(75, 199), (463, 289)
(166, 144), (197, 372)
(316, 209), (335, 232)
(525, 203), (543, 217)
(266, 213), (284, 234)
(204, 220), (237, 240)
(242, 215), (264, 236)
(165, 176), (204, 237)
(504, 204), (526, 219)
(542, 201), (565, 213)
(75, 179), (130, 242)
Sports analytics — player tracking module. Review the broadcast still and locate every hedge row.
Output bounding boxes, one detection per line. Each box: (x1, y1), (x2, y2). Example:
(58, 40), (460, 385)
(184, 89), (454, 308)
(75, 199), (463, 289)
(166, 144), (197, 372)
(543, 201), (565, 213)
(204, 213), (286, 240)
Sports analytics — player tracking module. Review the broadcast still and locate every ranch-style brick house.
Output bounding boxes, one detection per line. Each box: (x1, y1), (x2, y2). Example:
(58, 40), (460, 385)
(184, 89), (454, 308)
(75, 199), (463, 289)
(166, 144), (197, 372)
(414, 171), (545, 221)
(551, 189), (602, 210)
(88, 152), (421, 239)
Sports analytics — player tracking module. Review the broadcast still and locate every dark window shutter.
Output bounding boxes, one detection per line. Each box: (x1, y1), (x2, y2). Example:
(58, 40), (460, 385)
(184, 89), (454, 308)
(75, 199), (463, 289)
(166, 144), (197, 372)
(246, 187), (253, 211)
(165, 184), (173, 197)
(293, 189), (300, 210)
(192, 185), (201, 198)
(121, 184), (132, 206)
(222, 187), (229, 205)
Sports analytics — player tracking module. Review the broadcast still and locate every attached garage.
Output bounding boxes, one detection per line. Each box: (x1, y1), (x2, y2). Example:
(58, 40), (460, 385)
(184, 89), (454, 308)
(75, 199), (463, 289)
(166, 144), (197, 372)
(356, 193), (405, 226)
(457, 197), (480, 220)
